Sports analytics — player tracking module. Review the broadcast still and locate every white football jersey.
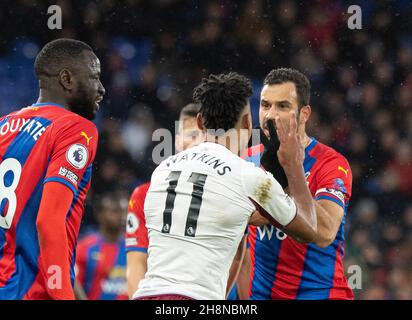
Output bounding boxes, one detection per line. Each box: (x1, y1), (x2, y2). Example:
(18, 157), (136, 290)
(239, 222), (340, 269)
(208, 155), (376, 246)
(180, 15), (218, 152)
(133, 142), (296, 300)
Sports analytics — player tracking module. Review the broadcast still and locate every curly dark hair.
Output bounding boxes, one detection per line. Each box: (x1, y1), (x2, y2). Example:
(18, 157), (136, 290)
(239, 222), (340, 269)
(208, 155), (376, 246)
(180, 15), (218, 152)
(264, 68), (311, 109)
(193, 72), (253, 131)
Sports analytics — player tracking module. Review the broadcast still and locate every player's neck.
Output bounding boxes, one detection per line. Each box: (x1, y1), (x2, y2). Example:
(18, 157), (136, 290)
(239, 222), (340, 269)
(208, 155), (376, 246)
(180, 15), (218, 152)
(301, 132), (312, 149)
(37, 91), (69, 109)
(203, 134), (241, 156)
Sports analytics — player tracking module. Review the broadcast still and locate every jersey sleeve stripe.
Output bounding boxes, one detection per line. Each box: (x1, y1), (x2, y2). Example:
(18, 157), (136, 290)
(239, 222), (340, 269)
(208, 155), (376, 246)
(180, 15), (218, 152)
(125, 247), (148, 253)
(314, 195), (345, 209)
(65, 165), (93, 221)
(70, 248), (77, 288)
(44, 177), (76, 194)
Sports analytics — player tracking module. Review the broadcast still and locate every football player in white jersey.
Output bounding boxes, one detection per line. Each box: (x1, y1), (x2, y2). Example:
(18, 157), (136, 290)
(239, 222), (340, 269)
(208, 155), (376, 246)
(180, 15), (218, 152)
(133, 72), (317, 300)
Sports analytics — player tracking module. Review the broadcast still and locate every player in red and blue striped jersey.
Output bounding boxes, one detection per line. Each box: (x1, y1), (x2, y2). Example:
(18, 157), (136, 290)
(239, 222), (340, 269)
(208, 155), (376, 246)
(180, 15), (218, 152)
(0, 39), (105, 300)
(75, 195), (128, 300)
(245, 68), (353, 300)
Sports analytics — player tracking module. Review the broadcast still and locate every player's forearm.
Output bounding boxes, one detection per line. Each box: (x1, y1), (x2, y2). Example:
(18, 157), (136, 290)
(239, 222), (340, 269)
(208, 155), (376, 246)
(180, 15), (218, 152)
(126, 267), (146, 299)
(313, 201), (343, 248)
(226, 235), (246, 297)
(127, 270), (143, 299)
(312, 203), (334, 246)
(126, 252), (148, 299)
(226, 260), (241, 297)
(236, 248), (251, 300)
(286, 183), (340, 246)
(283, 163), (317, 238)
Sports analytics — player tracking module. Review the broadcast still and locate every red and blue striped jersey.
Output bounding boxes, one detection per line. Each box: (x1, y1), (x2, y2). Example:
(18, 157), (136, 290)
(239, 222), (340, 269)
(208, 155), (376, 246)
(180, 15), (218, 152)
(76, 233), (128, 300)
(0, 103), (98, 299)
(245, 138), (354, 300)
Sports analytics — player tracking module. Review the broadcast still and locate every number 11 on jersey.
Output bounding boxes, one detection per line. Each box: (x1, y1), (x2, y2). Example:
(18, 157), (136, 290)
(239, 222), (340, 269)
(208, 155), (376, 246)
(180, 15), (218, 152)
(161, 171), (207, 237)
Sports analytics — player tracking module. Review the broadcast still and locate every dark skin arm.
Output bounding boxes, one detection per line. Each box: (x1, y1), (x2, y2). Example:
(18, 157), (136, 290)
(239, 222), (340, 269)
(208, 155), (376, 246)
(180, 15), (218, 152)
(250, 193), (344, 247)
(250, 201), (343, 247)
(236, 247), (251, 300)
(226, 234), (247, 297)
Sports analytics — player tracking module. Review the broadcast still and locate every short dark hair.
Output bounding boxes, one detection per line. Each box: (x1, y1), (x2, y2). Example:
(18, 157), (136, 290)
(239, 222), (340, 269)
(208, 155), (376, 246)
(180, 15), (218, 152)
(193, 72), (252, 131)
(34, 38), (93, 78)
(264, 68), (311, 108)
(179, 103), (201, 119)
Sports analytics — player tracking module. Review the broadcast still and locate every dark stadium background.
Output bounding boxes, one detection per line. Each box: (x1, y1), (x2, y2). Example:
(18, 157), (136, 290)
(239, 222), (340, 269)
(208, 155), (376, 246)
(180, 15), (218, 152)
(0, 0), (411, 300)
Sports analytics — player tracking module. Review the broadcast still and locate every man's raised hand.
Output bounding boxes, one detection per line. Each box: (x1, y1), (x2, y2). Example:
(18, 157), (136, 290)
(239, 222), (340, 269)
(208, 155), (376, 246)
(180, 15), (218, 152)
(274, 111), (304, 170)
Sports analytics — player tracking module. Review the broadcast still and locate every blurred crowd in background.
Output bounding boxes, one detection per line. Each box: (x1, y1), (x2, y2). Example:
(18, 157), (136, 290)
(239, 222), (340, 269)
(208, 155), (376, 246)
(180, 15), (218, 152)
(0, 0), (411, 299)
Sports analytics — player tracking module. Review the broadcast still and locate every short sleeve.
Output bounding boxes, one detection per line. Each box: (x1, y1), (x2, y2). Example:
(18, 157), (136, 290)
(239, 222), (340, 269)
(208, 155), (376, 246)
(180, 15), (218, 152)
(241, 162), (296, 227)
(125, 183), (150, 253)
(43, 116), (98, 194)
(314, 154), (352, 209)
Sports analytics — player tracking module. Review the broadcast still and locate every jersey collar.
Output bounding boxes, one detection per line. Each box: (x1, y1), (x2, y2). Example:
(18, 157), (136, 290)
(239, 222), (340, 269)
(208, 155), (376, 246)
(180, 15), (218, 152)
(305, 137), (317, 153)
(32, 102), (67, 109)
(304, 137), (318, 172)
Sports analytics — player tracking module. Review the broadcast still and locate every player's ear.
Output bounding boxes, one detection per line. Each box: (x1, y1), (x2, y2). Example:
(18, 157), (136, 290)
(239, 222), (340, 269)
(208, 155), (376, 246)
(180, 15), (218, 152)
(241, 112), (252, 131)
(58, 69), (74, 91)
(299, 105), (311, 125)
(196, 113), (205, 132)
